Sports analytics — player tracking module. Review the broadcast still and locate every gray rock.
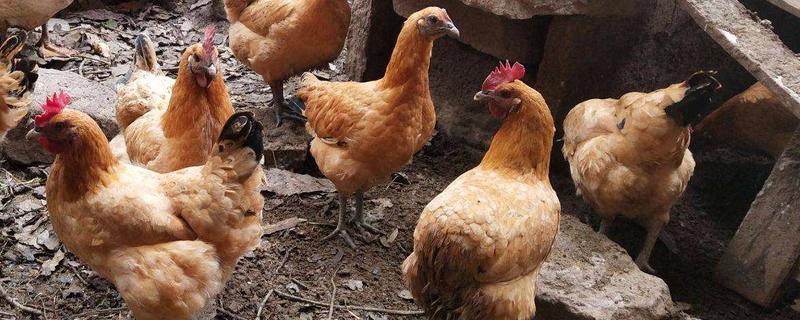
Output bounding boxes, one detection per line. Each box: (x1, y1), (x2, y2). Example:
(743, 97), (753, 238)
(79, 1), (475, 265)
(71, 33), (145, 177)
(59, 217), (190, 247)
(454, 0), (635, 18)
(1, 68), (118, 164)
(536, 214), (679, 320)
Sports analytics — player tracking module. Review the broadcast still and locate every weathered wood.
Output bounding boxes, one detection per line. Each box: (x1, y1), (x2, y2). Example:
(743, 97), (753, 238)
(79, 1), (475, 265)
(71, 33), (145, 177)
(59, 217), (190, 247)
(715, 127), (800, 307)
(343, 0), (375, 81)
(767, 0), (800, 17)
(679, 0), (800, 119)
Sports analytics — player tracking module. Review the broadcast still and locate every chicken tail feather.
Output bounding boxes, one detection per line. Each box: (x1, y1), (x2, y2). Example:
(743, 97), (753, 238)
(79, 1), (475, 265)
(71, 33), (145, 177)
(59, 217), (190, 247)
(218, 111), (264, 164)
(665, 71), (722, 127)
(119, 33), (160, 86)
(0, 31), (27, 63)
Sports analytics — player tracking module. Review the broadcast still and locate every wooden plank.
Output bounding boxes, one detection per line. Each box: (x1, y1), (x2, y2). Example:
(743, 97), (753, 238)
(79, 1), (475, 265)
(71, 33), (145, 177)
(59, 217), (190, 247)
(714, 127), (800, 307)
(767, 0), (800, 17)
(679, 0), (800, 119)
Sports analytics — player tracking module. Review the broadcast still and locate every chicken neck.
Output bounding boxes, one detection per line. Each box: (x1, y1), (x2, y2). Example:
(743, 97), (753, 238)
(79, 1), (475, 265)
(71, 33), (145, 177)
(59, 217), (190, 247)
(49, 120), (119, 202)
(480, 94), (554, 180)
(379, 20), (434, 95)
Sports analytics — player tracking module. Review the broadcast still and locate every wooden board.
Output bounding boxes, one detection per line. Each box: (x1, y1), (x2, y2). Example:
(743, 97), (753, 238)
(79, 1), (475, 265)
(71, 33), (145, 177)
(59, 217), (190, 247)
(679, 0), (800, 119)
(714, 127), (800, 307)
(767, 0), (800, 17)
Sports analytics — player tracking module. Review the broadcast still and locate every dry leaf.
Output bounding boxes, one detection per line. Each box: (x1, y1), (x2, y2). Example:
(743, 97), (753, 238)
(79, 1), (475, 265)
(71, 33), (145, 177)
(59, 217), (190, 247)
(41, 250), (65, 276)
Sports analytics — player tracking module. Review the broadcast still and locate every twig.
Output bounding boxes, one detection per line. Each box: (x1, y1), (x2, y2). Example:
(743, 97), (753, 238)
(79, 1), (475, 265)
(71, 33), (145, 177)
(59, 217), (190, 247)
(74, 54), (110, 65)
(274, 246), (295, 274)
(217, 306), (247, 320)
(0, 282), (43, 315)
(254, 289), (274, 320)
(290, 277), (309, 289)
(71, 307), (127, 318)
(327, 275), (336, 319)
(78, 59), (86, 77)
(68, 264), (90, 287)
(272, 290), (424, 315)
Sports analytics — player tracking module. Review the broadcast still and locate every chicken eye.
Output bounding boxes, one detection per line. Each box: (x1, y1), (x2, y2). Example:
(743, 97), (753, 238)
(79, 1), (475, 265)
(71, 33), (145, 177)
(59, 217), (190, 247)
(428, 15), (439, 24)
(499, 91), (512, 99)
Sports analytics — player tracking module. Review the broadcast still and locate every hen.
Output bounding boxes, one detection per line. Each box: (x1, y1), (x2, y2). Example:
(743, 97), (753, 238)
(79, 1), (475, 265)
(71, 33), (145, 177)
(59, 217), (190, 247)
(113, 26), (235, 173)
(224, 0), (351, 125)
(403, 62), (559, 320)
(290, 7), (459, 244)
(29, 92), (265, 320)
(562, 71), (721, 273)
(0, 31), (38, 139)
(695, 82), (798, 158)
(0, 0), (76, 58)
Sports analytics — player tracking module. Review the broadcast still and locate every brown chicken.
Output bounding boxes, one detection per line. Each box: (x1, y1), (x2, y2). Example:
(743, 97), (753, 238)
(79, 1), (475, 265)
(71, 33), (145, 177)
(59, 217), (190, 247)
(403, 62), (559, 320)
(289, 7), (459, 244)
(29, 92), (265, 320)
(695, 82), (798, 158)
(113, 26), (235, 173)
(562, 72), (721, 273)
(0, 31), (37, 139)
(0, 0), (76, 58)
(224, 0), (351, 125)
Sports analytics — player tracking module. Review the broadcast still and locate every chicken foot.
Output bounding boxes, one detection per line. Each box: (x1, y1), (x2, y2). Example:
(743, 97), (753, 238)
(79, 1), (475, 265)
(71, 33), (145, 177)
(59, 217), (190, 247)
(37, 23), (77, 59)
(598, 217), (614, 235)
(635, 220), (664, 274)
(321, 191), (386, 247)
(270, 81), (305, 126)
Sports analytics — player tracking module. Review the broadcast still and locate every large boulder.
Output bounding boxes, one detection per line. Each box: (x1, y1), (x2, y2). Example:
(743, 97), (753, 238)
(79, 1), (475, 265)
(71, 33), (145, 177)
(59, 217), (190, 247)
(393, 0), (549, 65)
(394, 0), (636, 19)
(1, 68), (118, 164)
(537, 214), (681, 320)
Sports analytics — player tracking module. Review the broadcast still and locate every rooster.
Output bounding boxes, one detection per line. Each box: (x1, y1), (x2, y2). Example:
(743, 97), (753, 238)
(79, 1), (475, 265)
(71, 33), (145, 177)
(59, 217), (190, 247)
(112, 26), (235, 173)
(29, 92), (264, 320)
(403, 62), (560, 320)
(224, 0), (352, 125)
(287, 7), (459, 245)
(562, 71), (721, 273)
(0, 31), (38, 139)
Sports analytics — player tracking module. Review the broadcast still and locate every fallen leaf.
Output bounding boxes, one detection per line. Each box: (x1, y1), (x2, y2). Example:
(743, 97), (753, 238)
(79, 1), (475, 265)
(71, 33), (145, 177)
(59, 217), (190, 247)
(263, 217), (307, 235)
(379, 228), (399, 248)
(343, 279), (364, 291)
(285, 282), (300, 294)
(397, 289), (414, 301)
(41, 250), (65, 276)
(261, 169), (335, 196)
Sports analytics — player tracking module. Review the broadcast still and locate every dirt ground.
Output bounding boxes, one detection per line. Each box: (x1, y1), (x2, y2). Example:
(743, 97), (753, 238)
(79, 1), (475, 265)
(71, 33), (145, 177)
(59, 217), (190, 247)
(1, 1), (799, 320)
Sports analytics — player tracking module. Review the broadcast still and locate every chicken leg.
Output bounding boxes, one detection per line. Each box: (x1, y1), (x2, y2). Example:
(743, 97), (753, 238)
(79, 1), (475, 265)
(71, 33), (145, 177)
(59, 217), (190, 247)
(350, 191), (385, 236)
(270, 80), (305, 127)
(37, 23), (76, 59)
(321, 191), (385, 247)
(635, 219), (664, 274)
(598, 217), (614, 235)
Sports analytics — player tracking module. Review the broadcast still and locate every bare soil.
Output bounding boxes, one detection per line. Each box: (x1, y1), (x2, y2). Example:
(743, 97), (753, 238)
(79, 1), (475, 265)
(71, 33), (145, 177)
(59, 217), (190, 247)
(1, 2), (798, 320)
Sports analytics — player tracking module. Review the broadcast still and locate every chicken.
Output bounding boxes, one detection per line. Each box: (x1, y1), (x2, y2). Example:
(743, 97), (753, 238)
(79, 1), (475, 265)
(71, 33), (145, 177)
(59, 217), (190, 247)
(0, 31), (38, 139)
(562, 71), (721, 273)
(288, 7), (459, 244)
(0, 0), (76, 58)
(403, 62), (559, 320)
(113, 26), (235, 173)
(29, 92), (265, 320)
(695, 82), (798, 158)
(224, 0), (351, 125)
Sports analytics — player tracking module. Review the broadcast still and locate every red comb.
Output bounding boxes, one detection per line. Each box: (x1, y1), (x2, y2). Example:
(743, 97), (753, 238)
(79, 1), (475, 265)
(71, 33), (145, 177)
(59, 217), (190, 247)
(203, 25), (216, 58)
(481, 61), (526, 91)
(34, 91), (71, 127)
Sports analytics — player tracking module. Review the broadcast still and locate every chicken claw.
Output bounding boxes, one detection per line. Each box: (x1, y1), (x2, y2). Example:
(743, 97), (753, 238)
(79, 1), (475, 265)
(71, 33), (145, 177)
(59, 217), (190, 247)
(321, 191), (385, 248)
(37, 23), (76, 59)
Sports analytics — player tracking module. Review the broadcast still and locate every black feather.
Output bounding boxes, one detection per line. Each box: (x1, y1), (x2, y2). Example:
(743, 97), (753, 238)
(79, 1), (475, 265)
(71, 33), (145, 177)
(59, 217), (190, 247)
(664, 71), (722, 127)
(218, 111), (265, 163)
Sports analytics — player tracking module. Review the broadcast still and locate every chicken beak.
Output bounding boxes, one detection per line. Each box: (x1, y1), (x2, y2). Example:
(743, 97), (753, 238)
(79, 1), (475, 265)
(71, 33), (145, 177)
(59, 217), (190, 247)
(474, 90), (493, 102)
(26, 127), (42, 141)
(445, 22), (460, 39)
